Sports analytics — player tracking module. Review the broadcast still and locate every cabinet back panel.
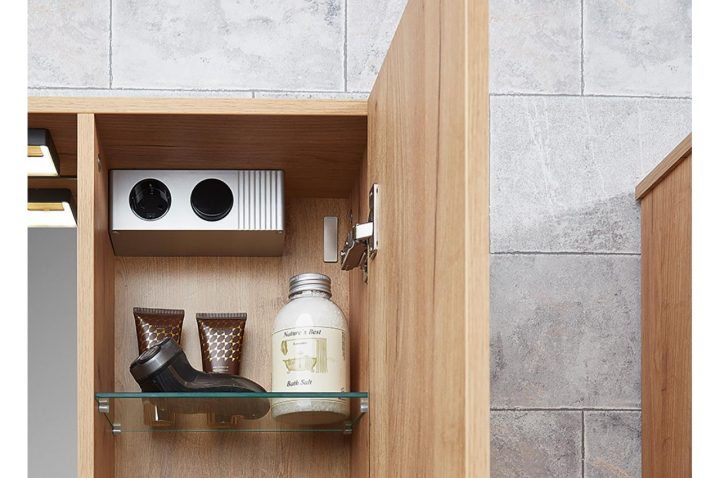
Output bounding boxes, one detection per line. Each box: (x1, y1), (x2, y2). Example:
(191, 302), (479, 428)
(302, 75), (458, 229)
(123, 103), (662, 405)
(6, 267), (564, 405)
(113, 198), (354, 478)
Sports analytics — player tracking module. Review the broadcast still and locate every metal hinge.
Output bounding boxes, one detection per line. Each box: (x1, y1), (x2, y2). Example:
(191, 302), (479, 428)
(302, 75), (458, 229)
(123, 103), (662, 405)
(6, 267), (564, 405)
(340, 184), (379, 282)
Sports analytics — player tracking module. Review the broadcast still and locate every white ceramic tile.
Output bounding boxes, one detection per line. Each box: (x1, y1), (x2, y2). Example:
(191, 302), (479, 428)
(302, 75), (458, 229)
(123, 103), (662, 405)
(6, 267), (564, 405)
(29, 0), (110, 87)
(491, 0), (581, 94)
(112, 0), (344, 91)
(584, 0), (691, 96)
(490, 96), (691, 253)
(346, 0), (406, 92)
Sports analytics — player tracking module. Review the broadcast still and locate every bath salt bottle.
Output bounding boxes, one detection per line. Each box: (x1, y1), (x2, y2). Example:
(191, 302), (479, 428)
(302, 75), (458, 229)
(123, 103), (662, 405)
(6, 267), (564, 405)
(271, 273), (350, 425)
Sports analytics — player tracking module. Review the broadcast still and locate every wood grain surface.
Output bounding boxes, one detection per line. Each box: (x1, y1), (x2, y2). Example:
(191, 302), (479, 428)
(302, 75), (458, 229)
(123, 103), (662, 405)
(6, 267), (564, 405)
(465, 0), (491, 474)
(349, 153), (370, 478)
(93, 113), (367, 198)
(29, 96), (368, 116)
(366, 0), (489, 475)
(76, 114), (115, 477)
(113, 198), (354, 478)
(636, 133), (691, 200)
(641, 153), (691, 477)
(28, 98), (368, 198)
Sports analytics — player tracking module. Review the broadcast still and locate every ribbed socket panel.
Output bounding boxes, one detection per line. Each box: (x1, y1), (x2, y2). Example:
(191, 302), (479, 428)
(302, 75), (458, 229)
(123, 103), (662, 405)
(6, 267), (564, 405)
(239, 170), (284, 231)
(110, 169), (285, 256)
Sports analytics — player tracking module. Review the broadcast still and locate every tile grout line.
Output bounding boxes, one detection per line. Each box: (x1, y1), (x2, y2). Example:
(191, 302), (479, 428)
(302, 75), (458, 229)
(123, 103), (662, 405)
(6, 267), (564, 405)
(108, 0), (113, 88)
(344, 0), (348, 92)
(491, 251), (641, 257)
(28, 86), (369, 96)
(28, 86), (686, 100)
(30, 86), (111, 91)
(490, 92), (691, 100)
(580, 0), (584, 95)
(581, 410), (585, 477)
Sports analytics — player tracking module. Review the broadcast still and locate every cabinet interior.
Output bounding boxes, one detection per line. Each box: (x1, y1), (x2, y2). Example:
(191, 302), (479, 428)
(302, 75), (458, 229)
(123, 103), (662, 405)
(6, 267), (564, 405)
(113, 198), (363, 477)
(29, 107), (370, 478)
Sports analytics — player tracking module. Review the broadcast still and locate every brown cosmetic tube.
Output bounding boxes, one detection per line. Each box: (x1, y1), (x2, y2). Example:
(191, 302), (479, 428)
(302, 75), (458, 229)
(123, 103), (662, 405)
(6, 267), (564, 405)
(196, 312), (247, 375)
(197, 312), (247, 428)
(133, 307), (184, 354)
(133, 307), (184, 428)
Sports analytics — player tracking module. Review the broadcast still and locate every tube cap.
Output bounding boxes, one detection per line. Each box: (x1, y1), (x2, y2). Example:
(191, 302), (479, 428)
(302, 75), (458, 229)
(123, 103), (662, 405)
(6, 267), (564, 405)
(288, 273), (332, 298)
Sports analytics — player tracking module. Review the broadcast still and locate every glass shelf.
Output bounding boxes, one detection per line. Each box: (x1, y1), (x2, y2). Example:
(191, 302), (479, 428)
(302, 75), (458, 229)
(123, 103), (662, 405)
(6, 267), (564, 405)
(95, 392), (368, 435)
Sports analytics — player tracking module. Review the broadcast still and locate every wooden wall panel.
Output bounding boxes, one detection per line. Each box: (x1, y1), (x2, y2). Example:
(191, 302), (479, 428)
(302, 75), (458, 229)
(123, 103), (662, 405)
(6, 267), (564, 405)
(641, 154), (691, 477)
(113, 199), (352, 478)
(366, 0), (489, 476)
(77, 114), (115, 477)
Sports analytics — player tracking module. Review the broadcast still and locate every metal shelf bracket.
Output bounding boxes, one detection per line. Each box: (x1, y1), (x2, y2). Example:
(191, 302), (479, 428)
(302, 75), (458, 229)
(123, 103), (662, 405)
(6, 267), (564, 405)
(97, 398), (110, 414)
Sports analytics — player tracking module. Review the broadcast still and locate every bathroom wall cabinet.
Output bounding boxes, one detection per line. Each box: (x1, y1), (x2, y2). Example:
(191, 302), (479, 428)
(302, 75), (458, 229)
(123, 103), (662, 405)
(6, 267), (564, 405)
(28, 0), (489, 476)
(637, 134), (692, 478)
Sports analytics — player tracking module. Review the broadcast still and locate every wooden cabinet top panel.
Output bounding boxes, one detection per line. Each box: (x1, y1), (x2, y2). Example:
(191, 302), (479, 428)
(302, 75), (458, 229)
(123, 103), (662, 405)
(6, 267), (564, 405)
(28, 97), (369, 198)
(29, 96), (368, 116)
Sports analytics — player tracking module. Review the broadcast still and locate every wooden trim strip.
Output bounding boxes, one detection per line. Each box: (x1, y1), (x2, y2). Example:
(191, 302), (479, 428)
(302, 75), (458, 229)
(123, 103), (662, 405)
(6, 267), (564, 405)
(465, 0), (490, 475)
(636, 133), (692, 200)
(76, 113), (95, 478)
(28, 96), (368, 116)
(76, 114), (115, 477)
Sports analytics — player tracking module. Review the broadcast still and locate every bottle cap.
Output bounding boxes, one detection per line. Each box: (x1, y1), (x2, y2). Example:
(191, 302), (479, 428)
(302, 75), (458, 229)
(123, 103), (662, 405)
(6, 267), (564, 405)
(288, 273), (332, 298)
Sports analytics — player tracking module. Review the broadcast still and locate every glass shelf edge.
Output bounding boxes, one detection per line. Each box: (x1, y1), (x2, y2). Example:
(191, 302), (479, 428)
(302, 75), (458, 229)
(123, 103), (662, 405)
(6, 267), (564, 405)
(95, 394), (368, 435)
(96, 391), (368, 399)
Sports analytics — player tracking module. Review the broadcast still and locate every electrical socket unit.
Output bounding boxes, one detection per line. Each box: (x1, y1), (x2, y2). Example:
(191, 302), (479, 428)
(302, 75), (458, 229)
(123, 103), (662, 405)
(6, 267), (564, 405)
(110, 170), (285, 256)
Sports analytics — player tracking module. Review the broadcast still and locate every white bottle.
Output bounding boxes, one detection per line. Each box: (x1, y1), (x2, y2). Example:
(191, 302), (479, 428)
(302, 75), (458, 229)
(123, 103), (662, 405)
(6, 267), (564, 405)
(271, 273), (350, 425)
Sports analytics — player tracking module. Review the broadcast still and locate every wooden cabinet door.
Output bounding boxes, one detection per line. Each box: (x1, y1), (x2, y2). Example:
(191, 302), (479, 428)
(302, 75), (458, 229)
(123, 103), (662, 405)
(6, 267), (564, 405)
(640, 148), (692, 478)
(364, 0), (489, 475)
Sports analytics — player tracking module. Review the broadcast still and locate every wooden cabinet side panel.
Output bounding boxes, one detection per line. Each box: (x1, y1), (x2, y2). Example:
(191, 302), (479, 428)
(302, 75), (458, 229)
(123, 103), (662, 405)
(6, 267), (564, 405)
(77, 114), (115, 477)
(641, 155), (691, 477)
(366, 0), (489, 476)
(350, 153), (370, 478)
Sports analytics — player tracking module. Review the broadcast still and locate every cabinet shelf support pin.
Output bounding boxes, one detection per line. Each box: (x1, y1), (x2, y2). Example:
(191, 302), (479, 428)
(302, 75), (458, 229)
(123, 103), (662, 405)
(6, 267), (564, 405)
(97, 398), (110, 415)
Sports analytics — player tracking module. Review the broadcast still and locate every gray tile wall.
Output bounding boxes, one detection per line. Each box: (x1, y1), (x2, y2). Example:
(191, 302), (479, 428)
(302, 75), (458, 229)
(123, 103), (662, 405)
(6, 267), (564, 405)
(489, 1), (690, 477)
(28, 0), (405, 98)
(29, 1), (692, 476)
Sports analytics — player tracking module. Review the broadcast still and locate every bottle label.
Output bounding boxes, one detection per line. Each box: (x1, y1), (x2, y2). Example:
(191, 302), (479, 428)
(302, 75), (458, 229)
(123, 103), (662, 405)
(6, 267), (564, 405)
(272, 326), (348, 398)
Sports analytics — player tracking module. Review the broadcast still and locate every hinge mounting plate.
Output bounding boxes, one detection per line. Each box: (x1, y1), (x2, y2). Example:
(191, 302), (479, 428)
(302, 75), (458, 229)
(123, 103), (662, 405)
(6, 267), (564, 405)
(340, 184), (379, 282)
